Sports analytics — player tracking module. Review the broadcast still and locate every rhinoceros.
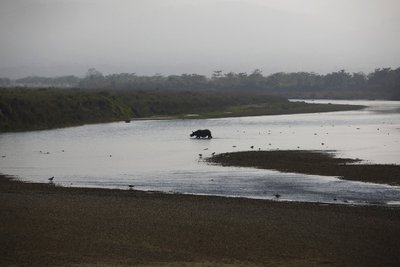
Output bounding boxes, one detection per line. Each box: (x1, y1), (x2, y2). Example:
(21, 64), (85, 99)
(190, 129), (212, 139)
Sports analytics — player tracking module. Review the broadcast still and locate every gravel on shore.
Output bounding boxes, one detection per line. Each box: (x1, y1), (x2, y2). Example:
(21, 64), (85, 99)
(1, 175), (400, 267)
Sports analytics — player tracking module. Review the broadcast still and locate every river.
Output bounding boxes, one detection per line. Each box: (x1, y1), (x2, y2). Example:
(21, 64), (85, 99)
(1, 100), (399, 206)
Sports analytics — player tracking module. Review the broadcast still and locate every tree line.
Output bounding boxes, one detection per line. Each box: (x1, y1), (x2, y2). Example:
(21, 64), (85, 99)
(0, 67), (399, 99)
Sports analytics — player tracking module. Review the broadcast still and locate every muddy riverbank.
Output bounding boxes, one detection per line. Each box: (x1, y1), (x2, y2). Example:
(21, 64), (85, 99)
(207, 150), (400, 186)
(1, 175), (400, 266)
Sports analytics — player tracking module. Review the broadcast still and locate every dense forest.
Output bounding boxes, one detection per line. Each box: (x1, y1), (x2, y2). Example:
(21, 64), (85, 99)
(0, 89), (363, 132)
(1, 67), (399, 99)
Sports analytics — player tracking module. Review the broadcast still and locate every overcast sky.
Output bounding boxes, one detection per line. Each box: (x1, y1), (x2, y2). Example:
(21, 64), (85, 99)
(0, 0), (399, 78)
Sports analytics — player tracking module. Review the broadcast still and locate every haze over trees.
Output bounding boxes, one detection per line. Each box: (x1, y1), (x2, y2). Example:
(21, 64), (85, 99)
(2, 67), (399, 100)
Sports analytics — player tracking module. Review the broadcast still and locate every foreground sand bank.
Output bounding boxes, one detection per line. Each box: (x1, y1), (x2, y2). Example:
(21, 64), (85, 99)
(1, 175), (400, 267)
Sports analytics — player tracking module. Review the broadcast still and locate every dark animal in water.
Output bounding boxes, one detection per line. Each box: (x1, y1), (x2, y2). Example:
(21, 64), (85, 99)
(190, 129), (212, 139)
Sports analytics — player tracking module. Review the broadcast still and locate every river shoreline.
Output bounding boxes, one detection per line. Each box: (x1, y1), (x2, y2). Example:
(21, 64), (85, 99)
(1, 174), (400, 266)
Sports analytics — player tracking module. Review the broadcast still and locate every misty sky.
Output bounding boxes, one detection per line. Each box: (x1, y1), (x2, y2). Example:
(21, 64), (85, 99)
(0, 0), (399, 78)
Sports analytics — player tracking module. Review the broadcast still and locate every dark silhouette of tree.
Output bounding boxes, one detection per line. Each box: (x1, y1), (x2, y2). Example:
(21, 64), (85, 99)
(3, 66), (400, 99)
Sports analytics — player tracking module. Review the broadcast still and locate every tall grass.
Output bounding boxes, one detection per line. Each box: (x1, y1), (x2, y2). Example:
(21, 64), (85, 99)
(0, 88), (362, 132)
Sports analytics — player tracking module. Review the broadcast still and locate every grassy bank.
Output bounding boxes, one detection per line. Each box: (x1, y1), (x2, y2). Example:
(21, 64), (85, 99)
(0, 88), (364, 132)
(180, 101), (363, 119)
(1, 175), (400, 266)
(207, 150), (400, 186)
(0, 88), (132, 131)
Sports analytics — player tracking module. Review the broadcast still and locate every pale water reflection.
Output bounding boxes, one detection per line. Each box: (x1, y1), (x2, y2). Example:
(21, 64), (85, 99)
(0, 100), (399, 206)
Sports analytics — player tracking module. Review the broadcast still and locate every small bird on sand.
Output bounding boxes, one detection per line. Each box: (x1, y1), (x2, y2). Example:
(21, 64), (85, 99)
(48, 176), (54, 182)
(128, 185), (134, 190)
(275, 194), (281, 199)
(211, 152), (216, 156)
(250, 146), (254, 149)
(198, 154), (203, 158)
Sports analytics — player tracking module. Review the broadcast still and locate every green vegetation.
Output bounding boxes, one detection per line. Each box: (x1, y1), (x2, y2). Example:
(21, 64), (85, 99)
(208, 150), (400, 186)
(0, 88), (364, 132)
(0, 89), (132, 131)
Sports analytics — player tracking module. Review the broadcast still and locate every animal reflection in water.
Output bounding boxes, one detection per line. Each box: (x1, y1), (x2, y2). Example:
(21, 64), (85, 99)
(190, 129), (212, 139)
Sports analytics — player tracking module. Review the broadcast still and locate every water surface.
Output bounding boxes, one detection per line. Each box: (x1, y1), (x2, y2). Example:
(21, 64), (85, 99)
(1, 100), (399, 206)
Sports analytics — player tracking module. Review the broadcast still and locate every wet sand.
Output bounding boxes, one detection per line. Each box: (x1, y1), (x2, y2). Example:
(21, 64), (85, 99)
(208, 150), (400, 186)
(1, 175), (400, 267)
